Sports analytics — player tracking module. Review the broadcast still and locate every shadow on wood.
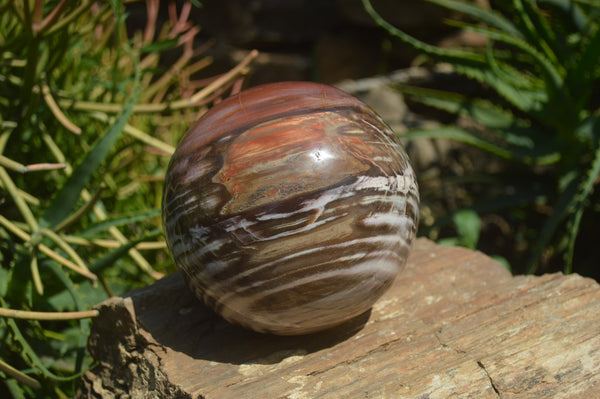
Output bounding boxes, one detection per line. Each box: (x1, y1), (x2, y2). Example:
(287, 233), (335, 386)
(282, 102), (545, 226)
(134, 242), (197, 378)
(124, 273), (371, 365)
(77, 238), (600, 398)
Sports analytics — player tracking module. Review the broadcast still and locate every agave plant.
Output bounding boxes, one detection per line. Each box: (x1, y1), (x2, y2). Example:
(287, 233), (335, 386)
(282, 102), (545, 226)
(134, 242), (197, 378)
(364, 0), (600, 275)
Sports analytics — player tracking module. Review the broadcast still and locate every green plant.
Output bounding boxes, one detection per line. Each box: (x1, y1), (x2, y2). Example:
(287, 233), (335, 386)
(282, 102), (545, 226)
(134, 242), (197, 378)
(438, 209), (511, 269)
(438, 209), (481, 249)
(364, 0), (600, 275)
(0, 1), (256, 396)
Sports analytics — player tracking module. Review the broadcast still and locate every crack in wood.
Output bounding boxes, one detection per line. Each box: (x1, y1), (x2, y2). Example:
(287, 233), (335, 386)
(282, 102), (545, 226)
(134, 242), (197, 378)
(477, 360), (501, 397)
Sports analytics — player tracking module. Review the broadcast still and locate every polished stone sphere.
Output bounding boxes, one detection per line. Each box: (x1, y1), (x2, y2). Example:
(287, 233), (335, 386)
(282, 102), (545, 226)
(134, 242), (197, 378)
(162, 82), (419, 335)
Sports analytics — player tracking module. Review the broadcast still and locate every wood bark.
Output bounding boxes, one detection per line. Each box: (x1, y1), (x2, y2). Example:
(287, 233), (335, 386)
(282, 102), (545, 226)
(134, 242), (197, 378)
(77, 238), (600, 398)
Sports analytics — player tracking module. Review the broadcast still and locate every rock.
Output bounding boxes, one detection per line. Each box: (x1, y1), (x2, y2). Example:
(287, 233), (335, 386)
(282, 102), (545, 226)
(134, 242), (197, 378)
(77, 239), (600, 398)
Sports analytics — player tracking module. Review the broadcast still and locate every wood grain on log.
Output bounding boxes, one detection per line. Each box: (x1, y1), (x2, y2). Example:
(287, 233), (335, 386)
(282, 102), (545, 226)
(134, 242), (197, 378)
(77, 238), (600, 398)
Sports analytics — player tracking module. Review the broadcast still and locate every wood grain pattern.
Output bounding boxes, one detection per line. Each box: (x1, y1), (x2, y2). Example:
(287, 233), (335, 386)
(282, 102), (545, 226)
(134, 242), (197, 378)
(78, 238), (600, 398)
(162, 82), (419, 334)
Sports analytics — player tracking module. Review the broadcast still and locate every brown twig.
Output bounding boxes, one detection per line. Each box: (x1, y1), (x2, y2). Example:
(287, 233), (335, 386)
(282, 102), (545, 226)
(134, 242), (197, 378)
(0, 307), (99, 320)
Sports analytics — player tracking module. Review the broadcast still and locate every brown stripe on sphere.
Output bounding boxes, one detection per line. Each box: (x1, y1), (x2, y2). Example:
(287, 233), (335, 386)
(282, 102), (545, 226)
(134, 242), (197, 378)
(162, 82), (419, 335)
(175, 82), (383, 154)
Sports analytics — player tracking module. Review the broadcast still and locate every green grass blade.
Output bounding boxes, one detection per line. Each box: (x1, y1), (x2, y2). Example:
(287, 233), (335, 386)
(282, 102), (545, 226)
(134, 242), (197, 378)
(88, 228), (162, 274)
(396, 83), (528, 129)
(519, 0), (562, 60)
(3, 377), (30, 398)
(513, 0), (559, 64)
(402, 126), (511, 159)
(458, 23), (579, 132)
(44, 261), (90, 373)
(564, 199), (585, 274)
(457, 62), (547, 115)
(482, 43), (550, 116)
(540, 0), (590, 32)
(461, 24), (565, 90)
(80, 208), (161, 238)
(396, 85), (560, 163)
(564, 126), (600, 273)
(139, 38), (179, 53)
(41, 51), (141, 229)
(525, 175), (580, 273)
(362, 0), (483, 62)
(566, 25), (600, 111)
(424, 0), (523, 38)
(363, 0), (550, 114)
(484, 41), (543, 91)
(1, 297), (84, 382)
(420, 18), (549, 114)
(402, 125), (560, 165)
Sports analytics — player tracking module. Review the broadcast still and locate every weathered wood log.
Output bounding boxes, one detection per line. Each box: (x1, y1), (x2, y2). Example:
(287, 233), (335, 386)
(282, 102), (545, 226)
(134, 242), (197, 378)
(77, 238), (600, 398)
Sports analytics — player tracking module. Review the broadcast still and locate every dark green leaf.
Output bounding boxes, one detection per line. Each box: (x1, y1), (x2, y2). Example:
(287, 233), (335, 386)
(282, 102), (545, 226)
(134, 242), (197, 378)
(453, 209), (481, 249)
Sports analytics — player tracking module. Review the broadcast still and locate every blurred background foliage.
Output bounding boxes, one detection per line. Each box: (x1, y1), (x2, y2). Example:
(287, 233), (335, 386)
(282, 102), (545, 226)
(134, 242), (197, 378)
(364, 0), (600, 277)
(0, 0), (255, 396)
(1, 0), (599, 397)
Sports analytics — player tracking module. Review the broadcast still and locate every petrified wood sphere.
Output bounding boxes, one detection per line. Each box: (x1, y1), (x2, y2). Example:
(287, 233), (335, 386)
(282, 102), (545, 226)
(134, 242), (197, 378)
(162, 82), (419, 335)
